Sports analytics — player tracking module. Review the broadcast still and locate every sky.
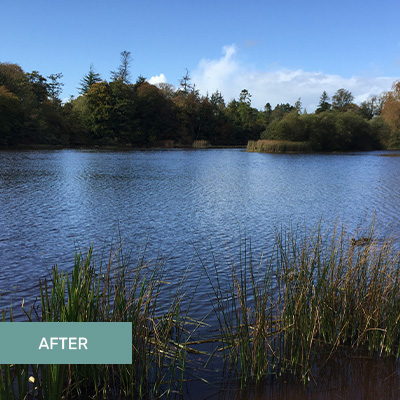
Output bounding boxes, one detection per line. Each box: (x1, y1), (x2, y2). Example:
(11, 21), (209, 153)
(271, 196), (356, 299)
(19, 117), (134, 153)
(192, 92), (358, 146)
(1, 0), (399, 111)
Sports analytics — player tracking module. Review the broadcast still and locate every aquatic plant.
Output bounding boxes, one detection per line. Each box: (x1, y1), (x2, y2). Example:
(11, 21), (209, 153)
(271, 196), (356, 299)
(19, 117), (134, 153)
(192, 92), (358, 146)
(1, 244), (197, 399)
(247, 139), (312, 153)
(1, 224), (400, 398)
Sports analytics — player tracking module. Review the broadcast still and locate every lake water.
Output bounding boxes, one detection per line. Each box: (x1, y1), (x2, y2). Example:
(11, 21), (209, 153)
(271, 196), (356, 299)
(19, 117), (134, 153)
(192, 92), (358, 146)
(1, 148), (400, 397)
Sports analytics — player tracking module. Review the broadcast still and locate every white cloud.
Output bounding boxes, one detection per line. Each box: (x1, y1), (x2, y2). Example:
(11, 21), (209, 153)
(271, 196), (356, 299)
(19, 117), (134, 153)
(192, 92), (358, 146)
(192, 45), (396, 111)
(148, 73), (167, 85)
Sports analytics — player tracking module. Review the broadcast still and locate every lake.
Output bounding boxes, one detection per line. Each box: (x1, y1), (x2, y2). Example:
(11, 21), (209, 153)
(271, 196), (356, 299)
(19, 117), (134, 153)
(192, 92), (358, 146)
(1, 148), (400, 397)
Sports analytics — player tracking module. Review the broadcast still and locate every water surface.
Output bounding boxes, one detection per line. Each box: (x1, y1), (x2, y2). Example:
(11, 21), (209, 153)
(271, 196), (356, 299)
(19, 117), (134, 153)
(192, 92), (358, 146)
(1, 148), (400, 309)
(1, 148), (400, 397)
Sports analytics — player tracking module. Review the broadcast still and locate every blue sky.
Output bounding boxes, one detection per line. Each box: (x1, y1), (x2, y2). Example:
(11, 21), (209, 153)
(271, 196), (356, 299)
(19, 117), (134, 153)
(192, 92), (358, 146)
(1, 0), (399, 110)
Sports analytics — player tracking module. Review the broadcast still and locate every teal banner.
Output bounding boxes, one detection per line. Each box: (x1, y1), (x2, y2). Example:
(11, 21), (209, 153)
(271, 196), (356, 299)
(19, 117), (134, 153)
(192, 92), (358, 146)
(0, 322), (132, 364)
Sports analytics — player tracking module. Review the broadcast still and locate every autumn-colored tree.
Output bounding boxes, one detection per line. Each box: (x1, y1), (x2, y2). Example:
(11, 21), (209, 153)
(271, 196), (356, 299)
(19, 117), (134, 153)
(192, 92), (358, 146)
(381, 81), (400, 148)
(0, 63), (29, 97)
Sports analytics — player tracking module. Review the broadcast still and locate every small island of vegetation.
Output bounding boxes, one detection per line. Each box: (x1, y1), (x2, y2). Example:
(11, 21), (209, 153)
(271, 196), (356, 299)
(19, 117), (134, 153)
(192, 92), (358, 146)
(1, 51), (399, 151)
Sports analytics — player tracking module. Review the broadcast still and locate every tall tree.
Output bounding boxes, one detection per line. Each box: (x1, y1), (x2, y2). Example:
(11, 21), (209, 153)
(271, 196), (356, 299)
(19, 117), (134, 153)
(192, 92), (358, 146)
(315, 91), (331, 113)
(111, 50), (132, 84)
(359, 95), (384, 120)
(381, 80), (400, 147)
(26, 71), (48, 103)
(0, 63), (31, 100)
(0, 85), (22, 145)
(294, 97), (302, 113)
(47, 72), (64, 105)
(178, 68), (199, 96)
(239, 89), (252, 105)
(271, 103), (294, 120)
(78, 64), (102, 95)
(157, 82), (176, 99)
(332, 88), (354, 112)
(210, 90), (225, 111)
(179, 68), (191, 95)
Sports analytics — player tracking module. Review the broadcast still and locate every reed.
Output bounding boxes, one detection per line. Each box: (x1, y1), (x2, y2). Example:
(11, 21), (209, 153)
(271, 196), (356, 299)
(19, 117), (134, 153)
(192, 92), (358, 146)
(247, 139), (312, 153)
(200, 225), (400, 384)
(1, 223), (400, 397)
(1, 243), (196, 399)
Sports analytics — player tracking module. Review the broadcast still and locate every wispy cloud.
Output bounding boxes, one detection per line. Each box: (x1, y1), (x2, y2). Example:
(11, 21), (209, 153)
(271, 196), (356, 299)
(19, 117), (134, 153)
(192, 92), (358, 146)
(192, 45), (395, 111)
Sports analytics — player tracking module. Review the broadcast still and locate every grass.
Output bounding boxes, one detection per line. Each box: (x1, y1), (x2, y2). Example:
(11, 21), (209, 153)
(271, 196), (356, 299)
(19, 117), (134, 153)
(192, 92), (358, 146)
(1, 224), (400, 398)
(247, 140), (312, 153)
(1, 244), (197, 399)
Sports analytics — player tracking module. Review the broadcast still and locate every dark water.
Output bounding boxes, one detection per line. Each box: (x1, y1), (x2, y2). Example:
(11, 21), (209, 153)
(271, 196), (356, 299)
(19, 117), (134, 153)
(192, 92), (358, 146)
(1, 149), (400, 397)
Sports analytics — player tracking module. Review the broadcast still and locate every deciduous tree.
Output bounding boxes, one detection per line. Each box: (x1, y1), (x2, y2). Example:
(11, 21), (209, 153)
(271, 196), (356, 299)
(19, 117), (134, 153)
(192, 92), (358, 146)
(332, 88), (354, 112)
(381, 81), (400, 147)
(0, 85), (22, 144)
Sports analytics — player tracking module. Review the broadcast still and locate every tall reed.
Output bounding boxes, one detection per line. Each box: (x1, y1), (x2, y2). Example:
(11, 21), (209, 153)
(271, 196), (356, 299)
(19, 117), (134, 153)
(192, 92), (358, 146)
(2, 223), (400, 398)
(1, 243), (196, 399)
(205, 225), (400, 384)
(247, 140), (312, 153)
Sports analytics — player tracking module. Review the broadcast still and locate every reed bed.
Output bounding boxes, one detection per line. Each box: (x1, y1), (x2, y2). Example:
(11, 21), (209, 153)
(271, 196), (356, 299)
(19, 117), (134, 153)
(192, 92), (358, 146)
(204, 226), (400, 385)
(1, 224), (400, 398)
(247, 140), (312, 153)
(1, 245), (198, 399)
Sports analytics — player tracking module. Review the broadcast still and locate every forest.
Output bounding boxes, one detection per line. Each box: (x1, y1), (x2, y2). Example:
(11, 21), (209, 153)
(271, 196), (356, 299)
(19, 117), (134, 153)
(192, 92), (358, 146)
(1, 51), (400, 151)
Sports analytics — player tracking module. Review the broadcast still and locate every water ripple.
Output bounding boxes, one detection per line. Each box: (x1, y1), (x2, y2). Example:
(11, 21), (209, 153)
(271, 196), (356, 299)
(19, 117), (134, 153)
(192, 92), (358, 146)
(1, 149), (400, 318)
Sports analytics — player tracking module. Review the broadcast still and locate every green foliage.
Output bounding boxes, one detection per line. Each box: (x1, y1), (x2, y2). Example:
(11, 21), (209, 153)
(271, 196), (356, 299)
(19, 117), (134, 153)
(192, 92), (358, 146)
(0, 86), (22, 145)
(0, 63), (75, 146)
(1, 244), (196, 399)
(225, 91), (266, 144)
(1, 58), (399, 151)
(134, 82), (177, 144)
(0, 63), (30, 98)
(332, 88), (355, 112)
(358, 95), (383, 120)
(47, 73), (64, 106)
(110, 50), (132, 84)
(86, 81), (116, 141)
(26, 71), (48, 103)
(263, 112), (308, 143)
(78, 64), (102, 95)
(315, 91), (331, 114)
(260, 110), (386, 152)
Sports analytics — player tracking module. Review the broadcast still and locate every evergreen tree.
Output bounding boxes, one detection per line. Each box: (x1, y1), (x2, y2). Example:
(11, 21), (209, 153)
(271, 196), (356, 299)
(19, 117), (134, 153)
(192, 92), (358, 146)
(315, 91), (331, 113)
(47, 72), (64, 105)
(111, 50), (132, 84)
(78, 64), (102, 95)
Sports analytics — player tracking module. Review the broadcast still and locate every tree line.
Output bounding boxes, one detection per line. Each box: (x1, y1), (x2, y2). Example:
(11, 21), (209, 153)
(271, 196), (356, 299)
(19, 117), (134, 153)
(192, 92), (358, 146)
(1, 51), (399, 150)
